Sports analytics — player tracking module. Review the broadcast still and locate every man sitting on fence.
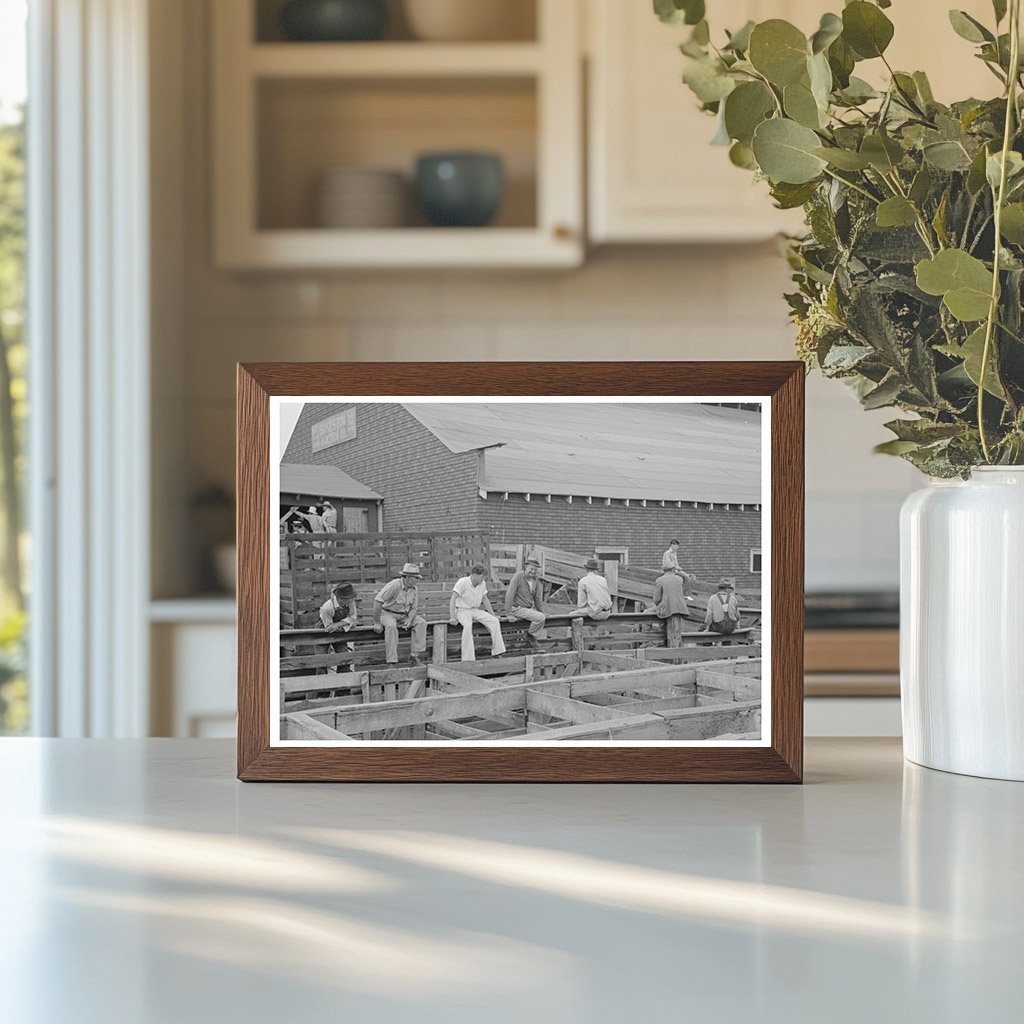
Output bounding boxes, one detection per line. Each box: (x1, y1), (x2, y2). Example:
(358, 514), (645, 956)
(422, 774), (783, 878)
(504, 556), (547, 650)
(652, 567), (689, 621)
(662, 538), (681, 572)
(449, 563), (506, 662)
(568, 558), (614, 621)
(319, 582), (358, 673)
(373, 563), (428, 666)
(704, 578), (740, 635)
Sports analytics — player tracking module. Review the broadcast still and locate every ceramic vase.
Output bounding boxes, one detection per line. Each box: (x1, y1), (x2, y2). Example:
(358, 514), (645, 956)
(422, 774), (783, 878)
(900, 467), (1024, 781)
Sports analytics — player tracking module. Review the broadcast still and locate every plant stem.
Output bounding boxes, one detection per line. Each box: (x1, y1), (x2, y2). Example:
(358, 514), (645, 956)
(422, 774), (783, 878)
(822, 167), (880, 205)
(979, 0), (1021, 462)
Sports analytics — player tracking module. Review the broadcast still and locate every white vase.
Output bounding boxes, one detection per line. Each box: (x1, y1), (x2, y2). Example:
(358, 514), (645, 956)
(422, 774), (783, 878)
(900, 467), (1024, 780)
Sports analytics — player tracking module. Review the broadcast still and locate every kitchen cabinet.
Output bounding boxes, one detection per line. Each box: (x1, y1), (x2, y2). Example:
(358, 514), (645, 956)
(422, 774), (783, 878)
(211, 0), (583, 269)
(587, 0), (812, 243)
(587, 0), (998, 244)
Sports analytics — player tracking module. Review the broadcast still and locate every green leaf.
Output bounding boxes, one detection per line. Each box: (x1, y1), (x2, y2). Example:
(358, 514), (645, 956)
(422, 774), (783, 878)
(915, 249), (994, 322)
(909, 164), (933, 205)
(940, 325), (1006, 398)
(885, 418), (963, 443)
(860, 133), (904, 173)
(1000, 203), (1024, 244)
(810, 12), (843, 54)
(967, 144), (991, 194)
(751, 118), (828, 184)
(876, 197), (918, 228)
(723, 81), (775, 144)
(784, 80), (824, 129)
(913, 71), (935, 104)
(874, 439), (922, 455)
(808, 51), (833, 109)
(653, 0), (705, 26)
(771, 180), (820, 209)
(862, 374), (903, 409)
(729, 140), (757, 169)
(923, 140), (972, 171)
(724, 20), (755, 53)
(748, 20), (809, 86)
(948, 10), (994, 44)
(827, 36), (855, 88)
(814, 146), (872, 170)
(986, 150), (1024, 191)
(682, 57), (736, 104)
(842, 1), (895, 59)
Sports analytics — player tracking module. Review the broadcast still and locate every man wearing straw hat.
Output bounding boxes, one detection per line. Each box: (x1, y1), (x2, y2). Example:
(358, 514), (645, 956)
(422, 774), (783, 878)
(703, 578), (740, 635)
(373, 563), (428, 665)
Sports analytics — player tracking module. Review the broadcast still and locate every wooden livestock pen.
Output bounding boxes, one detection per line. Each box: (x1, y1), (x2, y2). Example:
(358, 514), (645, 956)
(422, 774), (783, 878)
(280, 530), (490, 628)
(280, 649), (762, 743)
(280, 610), (762, 743)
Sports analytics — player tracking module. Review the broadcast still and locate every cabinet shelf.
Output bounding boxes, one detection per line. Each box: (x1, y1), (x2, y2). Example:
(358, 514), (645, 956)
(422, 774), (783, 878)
(249, 42), (545, 78)
(217, 226), (580, 270)
(212, 0), (582, 269)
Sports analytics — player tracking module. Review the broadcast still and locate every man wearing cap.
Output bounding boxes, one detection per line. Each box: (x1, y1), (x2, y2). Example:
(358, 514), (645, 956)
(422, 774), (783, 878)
(373, 564), (428, 665)
(568, 558), (614, 621)
(704, 578), (740, 635)
(319, 582), (359, 673)
(504, 556), (547, 650)
(449, 563), (506, 662)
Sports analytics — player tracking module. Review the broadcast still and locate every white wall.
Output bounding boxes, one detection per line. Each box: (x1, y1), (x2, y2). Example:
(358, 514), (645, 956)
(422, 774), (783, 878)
(155, 0), (921, 599)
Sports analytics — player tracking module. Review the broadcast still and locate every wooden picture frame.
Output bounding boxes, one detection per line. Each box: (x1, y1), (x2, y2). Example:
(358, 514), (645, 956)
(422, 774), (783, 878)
(238, 362), (804, 782)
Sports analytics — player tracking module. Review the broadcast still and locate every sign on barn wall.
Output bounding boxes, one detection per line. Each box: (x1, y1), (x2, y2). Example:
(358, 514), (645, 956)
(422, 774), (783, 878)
(311, 408), (356, 452)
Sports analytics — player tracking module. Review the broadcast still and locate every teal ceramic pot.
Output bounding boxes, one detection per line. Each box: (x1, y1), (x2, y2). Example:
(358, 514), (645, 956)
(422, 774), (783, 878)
(415, 152), (505, 227)
(281, 0), (388, 41)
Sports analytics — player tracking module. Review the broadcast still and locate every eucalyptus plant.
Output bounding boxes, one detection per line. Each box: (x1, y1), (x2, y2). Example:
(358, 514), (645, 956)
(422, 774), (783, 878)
(657, 0), (1024, 475)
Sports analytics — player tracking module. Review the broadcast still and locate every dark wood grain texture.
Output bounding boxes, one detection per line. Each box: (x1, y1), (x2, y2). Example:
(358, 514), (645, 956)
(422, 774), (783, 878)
(237, 362), (804, 783)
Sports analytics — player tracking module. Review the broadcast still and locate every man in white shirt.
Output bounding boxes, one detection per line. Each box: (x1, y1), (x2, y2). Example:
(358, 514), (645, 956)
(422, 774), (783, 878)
(661, 539), (681, 572)
(449, 563), (506, 662)
(568, 558), (614, 621)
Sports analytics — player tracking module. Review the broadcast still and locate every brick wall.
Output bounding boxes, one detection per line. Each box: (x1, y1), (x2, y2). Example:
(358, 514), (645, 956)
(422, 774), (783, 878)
(281, 402), (480, 532)
(479, 495), (762, 589)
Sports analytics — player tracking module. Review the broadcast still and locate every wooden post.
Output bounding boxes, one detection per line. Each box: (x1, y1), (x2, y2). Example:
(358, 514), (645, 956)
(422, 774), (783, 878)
(432, 623), (448, 666)
(571, 617), (584, 653)
(666, 615), (684, 649)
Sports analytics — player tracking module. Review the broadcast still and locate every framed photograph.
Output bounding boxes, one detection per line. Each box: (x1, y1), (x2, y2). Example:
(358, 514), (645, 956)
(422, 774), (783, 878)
(237, 362), (804, 782)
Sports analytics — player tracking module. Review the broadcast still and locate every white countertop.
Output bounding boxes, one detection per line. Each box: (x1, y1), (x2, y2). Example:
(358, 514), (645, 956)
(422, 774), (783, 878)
(0, 738), (1019, 1023)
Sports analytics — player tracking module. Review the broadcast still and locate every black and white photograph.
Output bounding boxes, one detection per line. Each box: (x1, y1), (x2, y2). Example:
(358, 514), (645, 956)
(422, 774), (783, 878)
(270, 397), (770, 745)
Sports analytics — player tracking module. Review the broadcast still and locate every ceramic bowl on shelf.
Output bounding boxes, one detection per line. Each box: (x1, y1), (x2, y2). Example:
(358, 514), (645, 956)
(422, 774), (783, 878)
(280, 0), (388, 42)
(415, 152), (504, 227)
(403, 0), (534, 42)
(315, 167), (408, 229)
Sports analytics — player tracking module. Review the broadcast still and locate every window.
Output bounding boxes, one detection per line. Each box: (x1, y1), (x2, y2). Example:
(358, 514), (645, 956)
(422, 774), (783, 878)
(595, 547), (628, 565)
(0, 0), (27, 734)
(750, 549), (762, 573)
